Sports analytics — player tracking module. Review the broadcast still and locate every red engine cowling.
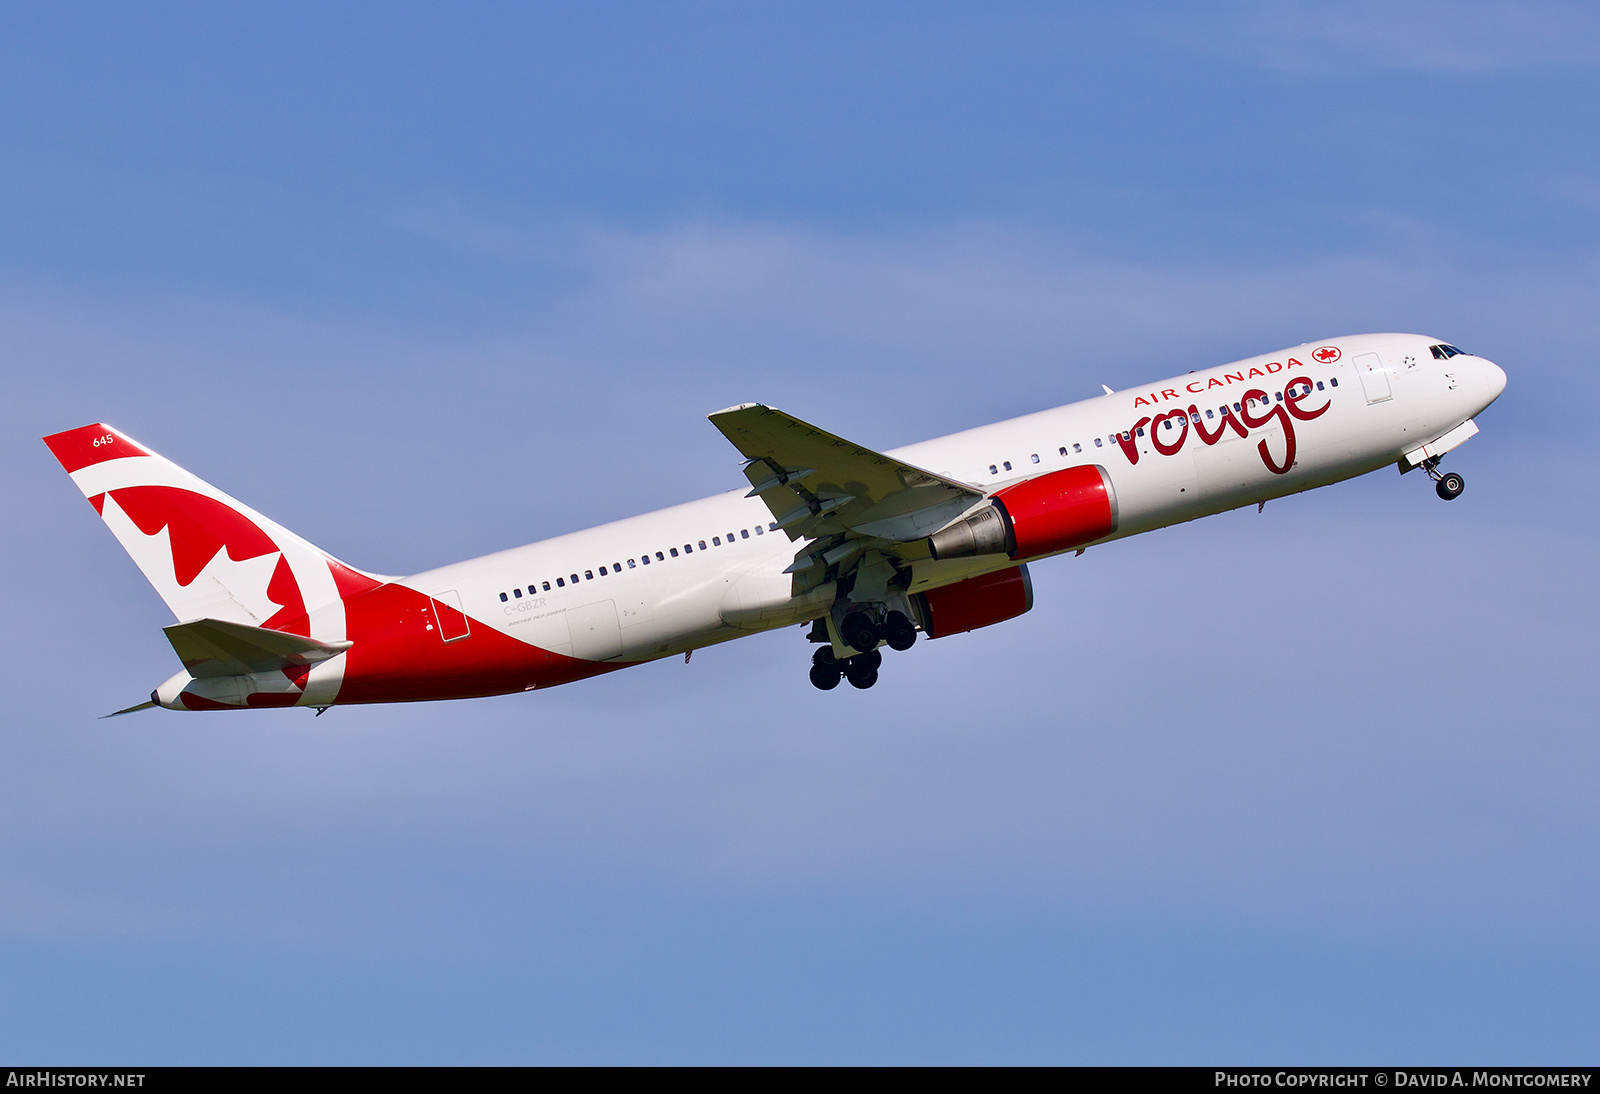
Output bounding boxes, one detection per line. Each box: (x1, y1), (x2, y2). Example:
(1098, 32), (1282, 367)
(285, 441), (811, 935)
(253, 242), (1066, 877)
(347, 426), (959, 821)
(927, 464), (1118, 561)
(996, 463), (1118, 559)
(913, 564), (1033, 639)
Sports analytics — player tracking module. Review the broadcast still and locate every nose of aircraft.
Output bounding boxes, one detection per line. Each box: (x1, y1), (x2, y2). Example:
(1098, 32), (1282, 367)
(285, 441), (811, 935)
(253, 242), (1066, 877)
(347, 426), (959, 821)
(1479, 357), (1508, 406)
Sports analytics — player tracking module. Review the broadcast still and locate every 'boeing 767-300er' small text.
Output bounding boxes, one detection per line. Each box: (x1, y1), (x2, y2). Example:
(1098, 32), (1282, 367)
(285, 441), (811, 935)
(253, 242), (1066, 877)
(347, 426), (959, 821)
(46, 334), (1506, 713)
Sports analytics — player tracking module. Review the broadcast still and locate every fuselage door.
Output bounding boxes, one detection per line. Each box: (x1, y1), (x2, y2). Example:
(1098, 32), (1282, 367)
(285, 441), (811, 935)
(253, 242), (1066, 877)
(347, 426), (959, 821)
(1353, 352), (1393, 404)
(430, 590), (472, 642)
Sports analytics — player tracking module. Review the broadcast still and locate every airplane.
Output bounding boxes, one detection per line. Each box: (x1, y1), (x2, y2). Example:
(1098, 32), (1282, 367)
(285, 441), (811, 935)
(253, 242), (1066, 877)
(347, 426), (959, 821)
(44, 333), (1505, 713)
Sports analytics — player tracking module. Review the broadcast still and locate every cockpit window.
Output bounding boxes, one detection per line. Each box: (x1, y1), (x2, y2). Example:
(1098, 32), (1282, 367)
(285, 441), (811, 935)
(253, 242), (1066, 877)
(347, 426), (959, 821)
(1430, 344), (1466, 360)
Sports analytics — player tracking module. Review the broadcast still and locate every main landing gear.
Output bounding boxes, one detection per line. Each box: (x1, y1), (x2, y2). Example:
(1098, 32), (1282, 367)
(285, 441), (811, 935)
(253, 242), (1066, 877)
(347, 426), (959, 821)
(839, 609), (916, 654)
(810, 645), (882, 690)
(809, 609), (917, 691)
(1421, 456), (1465, 501)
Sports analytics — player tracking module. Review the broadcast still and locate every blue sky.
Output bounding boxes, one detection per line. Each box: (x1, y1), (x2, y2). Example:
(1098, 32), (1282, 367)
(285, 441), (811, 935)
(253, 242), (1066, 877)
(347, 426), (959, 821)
(2, 2), (1598, 1063)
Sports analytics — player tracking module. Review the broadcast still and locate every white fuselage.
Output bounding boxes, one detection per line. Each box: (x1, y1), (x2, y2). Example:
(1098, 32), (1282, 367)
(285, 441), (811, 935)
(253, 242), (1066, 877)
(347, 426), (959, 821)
(403, 333), (1506, 670)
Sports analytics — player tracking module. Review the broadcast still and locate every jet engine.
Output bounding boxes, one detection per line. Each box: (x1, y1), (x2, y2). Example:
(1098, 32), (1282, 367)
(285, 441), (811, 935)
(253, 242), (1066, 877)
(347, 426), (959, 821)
(927, 464), (1117, 561)
(912, 565), (1033, 638)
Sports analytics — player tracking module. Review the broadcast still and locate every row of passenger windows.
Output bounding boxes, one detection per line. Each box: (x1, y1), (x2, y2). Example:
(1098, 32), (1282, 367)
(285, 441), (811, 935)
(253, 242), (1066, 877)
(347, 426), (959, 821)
(983, 378), (1338, 475)
(498, 522), (778, 602)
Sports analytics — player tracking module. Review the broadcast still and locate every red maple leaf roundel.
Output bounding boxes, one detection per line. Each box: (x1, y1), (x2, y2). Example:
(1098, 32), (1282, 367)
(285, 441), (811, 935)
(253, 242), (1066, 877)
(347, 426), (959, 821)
(1312, 346), (1341, 363)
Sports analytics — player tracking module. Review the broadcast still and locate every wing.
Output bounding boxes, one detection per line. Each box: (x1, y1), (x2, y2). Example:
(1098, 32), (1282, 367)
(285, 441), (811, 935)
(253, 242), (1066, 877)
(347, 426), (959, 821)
(163, 617), (353, 678)
(708, 404), (983, 544)
(708, 403), (989, 596)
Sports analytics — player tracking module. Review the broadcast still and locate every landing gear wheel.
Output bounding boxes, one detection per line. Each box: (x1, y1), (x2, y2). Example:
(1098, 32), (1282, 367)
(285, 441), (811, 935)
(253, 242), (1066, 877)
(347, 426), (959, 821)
(884, 610), (917, 651)
(1436, 472), (1465, 501)
(811, 646), (838, 668)
(850, 648), (882, 673)
(845, 665), (878, 689)
(841, 612), (880, 653)
(809, 663), (843, 690)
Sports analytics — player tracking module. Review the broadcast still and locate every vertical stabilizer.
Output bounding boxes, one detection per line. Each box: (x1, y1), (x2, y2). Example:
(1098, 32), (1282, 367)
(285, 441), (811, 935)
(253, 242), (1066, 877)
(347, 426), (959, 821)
(43, 424), (383, 641)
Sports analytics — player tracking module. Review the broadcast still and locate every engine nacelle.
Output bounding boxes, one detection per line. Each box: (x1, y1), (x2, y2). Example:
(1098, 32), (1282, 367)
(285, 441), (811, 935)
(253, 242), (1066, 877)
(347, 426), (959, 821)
(912, 564), (1033, 639)
(927, 464), (1117, 561)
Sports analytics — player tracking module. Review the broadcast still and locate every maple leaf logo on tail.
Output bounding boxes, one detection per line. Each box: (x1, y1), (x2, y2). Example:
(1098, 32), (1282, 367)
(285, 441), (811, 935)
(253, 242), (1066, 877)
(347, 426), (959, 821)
(96, 485), (306, 631)
(42, 424), (382, 640)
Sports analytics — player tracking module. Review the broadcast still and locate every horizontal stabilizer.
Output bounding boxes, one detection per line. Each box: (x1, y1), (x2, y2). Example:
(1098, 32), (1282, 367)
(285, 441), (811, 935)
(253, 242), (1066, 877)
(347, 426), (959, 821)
(163, 618), (353, 678)
(101, 700), (156, 719)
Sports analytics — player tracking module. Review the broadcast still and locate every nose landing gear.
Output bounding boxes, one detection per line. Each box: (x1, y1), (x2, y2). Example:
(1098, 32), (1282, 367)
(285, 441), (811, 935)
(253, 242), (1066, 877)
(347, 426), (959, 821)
(1421, 457), (1465, 501)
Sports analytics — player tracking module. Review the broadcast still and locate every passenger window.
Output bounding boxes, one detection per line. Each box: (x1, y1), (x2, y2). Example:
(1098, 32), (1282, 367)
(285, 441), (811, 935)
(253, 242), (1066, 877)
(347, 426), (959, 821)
(1316, 381), (1325, 390)
(556, 577), (565, 587)
(627, 559), (636, 569)
(1234, 402), (1242, 412)
(726, 532), (734, 542)
(1094, 437), (1103, 448)
(670, 548), (678, 557)
(1003, 461), (1012, 471)
(571, 574), (579, 584)
(528, 586), (536, 596)
(1274, 392), (1283, 402)
(613, 562), (621, 571)
(768, 522), (778, 532)
(1206, 409), (1214, 419)
(656, 551), (665, 560)
(755, 526), (764, 535)
(585, 570), (593, 580)
(989, 464), (997, 475)
(1136, 427), (1145, 437)
(1073, 443), (1082, 453)
(499, 592), (508, 602)
(598, 566), (607, 576)
(1330, 377), (1338, 387)
(513, 588), (522, 598)
(740, 529), (749, 539)
(1059, 446), (1068, 456)
(542, 581), (551, 591)
(1031, 454), (1039, 464)
(712, 537), (721, 546)
(640, 555), (649, 565)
